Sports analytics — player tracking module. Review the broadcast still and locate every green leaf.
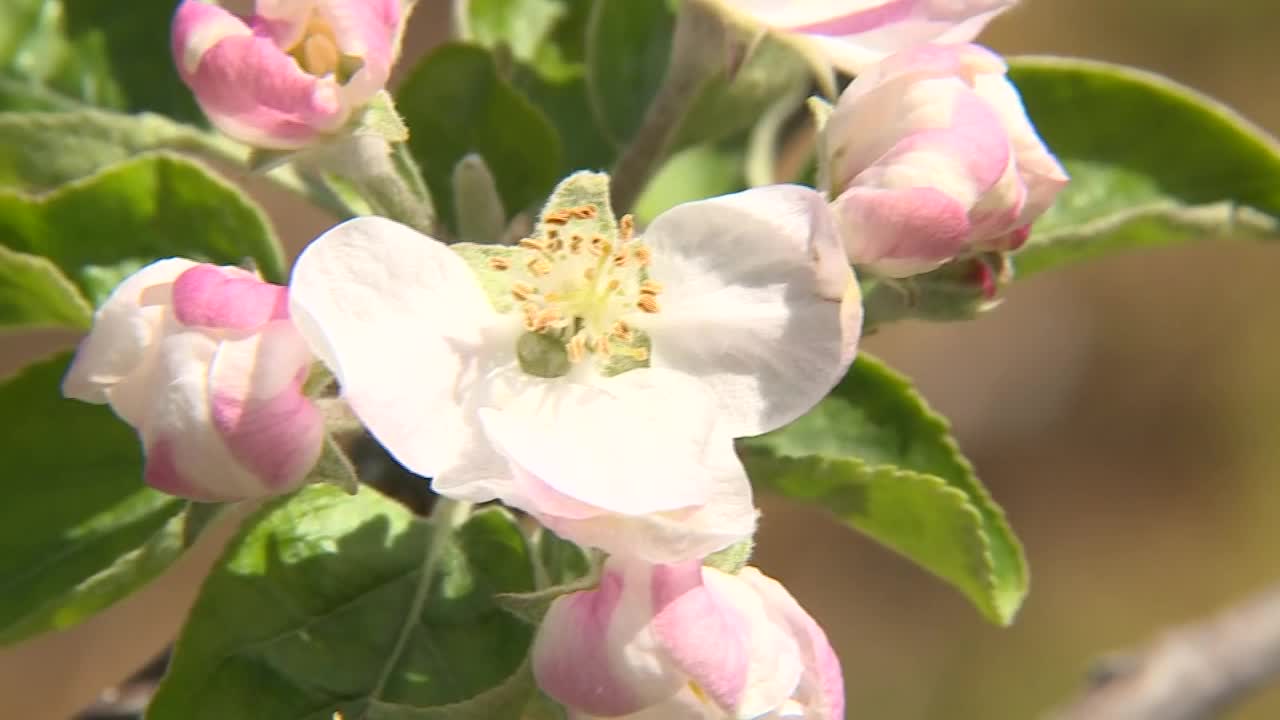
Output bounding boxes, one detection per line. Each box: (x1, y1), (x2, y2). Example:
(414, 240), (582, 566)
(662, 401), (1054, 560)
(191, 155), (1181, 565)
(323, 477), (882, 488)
(633, 144), (744, 223)
(0, 0), (201, 121)
(0, 244), (92, 330)
(585, 0), (674, 145)
(741, 355), (1027, 625)
(397, 43), (562, 234)
(0, 353), (191, 645)
(465, 0), (567, 66)
(1009, 56), (1280, 276)
(150, 487), (538, 719)
(0, 110), (236, 192)
(0, 153), (286, 307)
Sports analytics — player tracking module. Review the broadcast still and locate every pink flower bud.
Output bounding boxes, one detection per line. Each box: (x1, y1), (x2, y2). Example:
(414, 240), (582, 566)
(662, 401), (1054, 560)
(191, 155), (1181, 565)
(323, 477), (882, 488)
(825, 44), (1068, 277)
(62, 260), (323, 501)
(171, 0), (403, 149)
(721, 0), (1016, 73)
(532, 557), (844, 719)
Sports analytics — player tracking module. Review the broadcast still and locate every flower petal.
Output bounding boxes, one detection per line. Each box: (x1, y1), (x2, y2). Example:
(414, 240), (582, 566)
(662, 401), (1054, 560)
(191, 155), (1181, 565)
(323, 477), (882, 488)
(533, 564), (684, 716)
(477, 368), (719, 515)
(208, 320), (323, 491)
(635, 185), (860, 438)
(62, 258), (197, 405)
(171, 264), (289, 330)
(288, 217), (511, 490)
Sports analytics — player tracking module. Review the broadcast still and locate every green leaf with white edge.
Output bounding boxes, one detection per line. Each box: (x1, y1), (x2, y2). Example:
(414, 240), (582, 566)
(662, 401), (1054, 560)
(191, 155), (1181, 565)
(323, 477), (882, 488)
(0, 110), (237, 192)
(0, 0), (202, 120)
(0, 153), (286, 308)
(741, 354), (1027, 625)
(150, 487), (538, 719)
(0, 245), (92, 331)
(585, 0), (675, 145)
(1009, 56), (1280, 276)
(0, 353), (187, 645)
(397, 43), (562, 234)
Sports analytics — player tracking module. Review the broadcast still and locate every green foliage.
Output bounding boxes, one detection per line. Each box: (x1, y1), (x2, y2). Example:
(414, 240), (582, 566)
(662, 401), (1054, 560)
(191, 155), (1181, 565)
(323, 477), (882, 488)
(150, 487), (538, 720)
(0, 153), (286, 306)
(0, 353), (192, 645)
(741, 355), (1028, 625)
(397, 44), (562, 234)
(633, 144), (744, 222)
(0, 244), (91, 331)
(0, 110), (233, 192)
(585, 0), (674, 146)
(0, 0), (200, 121)
(1011, 56), (1280, 276)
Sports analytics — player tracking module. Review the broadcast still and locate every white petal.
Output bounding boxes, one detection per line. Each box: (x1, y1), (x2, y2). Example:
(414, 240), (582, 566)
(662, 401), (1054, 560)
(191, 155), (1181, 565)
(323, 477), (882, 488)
(288, 217), (510, 488)
(636, 185), (860, 438)
(62, 258), (197, 404)
(477, 368), (718, 515)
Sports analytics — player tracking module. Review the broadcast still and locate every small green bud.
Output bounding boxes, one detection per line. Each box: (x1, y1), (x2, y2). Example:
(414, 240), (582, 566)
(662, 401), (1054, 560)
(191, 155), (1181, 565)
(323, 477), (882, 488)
(518, 331), (571, 378)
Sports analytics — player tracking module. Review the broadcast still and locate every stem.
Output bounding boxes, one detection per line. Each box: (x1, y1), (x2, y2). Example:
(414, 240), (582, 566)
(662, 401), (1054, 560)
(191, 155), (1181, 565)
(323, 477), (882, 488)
(365, 497), (473, 713)
(607, 0), (724, 214)
(348, 137), (438, 236)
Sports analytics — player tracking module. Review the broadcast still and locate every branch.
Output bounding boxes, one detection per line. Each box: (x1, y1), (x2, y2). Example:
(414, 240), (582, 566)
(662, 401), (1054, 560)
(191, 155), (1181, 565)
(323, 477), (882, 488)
(1049, 582), (1280, 720)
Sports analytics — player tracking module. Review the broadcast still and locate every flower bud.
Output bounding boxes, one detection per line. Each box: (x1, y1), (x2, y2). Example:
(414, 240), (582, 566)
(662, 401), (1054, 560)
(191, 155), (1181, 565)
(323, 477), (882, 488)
(716, 0), (1016, 73)
(825, 44), (1068, 277)
(171, 0), (403, 149)
(532, 557), (844, 719)
(62, 260), (323, 501)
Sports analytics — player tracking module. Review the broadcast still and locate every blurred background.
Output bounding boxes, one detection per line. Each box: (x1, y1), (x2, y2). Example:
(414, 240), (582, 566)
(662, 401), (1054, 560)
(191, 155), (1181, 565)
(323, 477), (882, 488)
(1, 1), (1277, 718)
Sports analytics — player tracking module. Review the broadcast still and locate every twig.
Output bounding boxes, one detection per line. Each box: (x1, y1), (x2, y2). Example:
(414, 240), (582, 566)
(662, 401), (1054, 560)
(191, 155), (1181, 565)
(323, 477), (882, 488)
(1048, 582), (1280, 720)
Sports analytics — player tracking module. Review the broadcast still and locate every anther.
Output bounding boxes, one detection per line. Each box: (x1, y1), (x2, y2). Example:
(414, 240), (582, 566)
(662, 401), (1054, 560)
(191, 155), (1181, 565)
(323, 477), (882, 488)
(606, 278), (621, 292)
(521, 302), (538, 330)
(519, 238), (547, 252)
(487, 257), (511, 271)
(533, 308), (562, 332)
(588, 235), (612, 257)
(640, 280), (664, 295)
(527, 257), (553, 277)
(594, 335), (612, 356)
(611, 248), (630, 267)
(632, 244), (652, 266)
(610, 320), (633, 342)
(620, 214), (635, 241)
(512, 283), (537, 301)
(570, 205), (598, 219)
(566, 332), (588, 363)
(570, 235), (585, 254)
(637, 295), (660, 314)
(543, 209), (573, 225)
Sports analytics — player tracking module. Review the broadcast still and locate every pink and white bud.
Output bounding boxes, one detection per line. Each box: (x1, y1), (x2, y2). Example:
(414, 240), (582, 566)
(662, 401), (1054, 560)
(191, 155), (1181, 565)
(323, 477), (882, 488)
(62, 260), (323, 501)
(171, 0), (403, 149)
(532, 557), (844, 720)
(824, 43), (1068, 277)
(719, 0), (1016, 73)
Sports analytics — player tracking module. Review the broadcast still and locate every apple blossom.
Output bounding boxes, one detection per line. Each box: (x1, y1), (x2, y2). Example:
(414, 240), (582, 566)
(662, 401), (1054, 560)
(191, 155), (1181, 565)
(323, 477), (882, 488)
(532, 557), (844, 720)
(717, 0), (1016, 74)
(171, 0), (403, 149)
(288, 175), (862, 563)
(62, 260), (323, 501)
(824, 43), (1068, 277)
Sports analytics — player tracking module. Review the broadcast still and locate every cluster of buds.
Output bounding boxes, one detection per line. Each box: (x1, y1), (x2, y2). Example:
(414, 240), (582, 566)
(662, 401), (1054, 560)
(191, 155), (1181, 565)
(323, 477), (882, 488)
(54, 1), (1073, 717)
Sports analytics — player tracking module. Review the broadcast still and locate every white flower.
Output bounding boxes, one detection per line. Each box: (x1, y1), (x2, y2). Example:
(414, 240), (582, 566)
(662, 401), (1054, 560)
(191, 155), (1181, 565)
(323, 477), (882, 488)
(288, 177), (861, 562)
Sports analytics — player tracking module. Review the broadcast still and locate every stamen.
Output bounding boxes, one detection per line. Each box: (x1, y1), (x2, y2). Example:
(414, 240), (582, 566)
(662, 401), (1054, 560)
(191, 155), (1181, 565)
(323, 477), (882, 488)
(527, 257), (553, 277)
(583, 267), (597, 282)
(606, 278), (621, 292)
(487, 257), (511, 271)
(640, 280), (664, 295)
(610, 320), (633, 342)
(519, 238), (547, 252)
(570, 235), (585, 254)
(570, 205), (599, 219)
(612, 248), (630, 267)
(511, 282), (537, 301)
(588, 235), (612, 257)
(632, 244), (652, 266)
(593, 335), (612, 356)
(521, 302), (538, 330)
(532, 308), (562, 332)
(543, 209), (574, 225)
(620, 214), (635, 241)
(566, 332), (588, 363)
(637, 295), (660, 314)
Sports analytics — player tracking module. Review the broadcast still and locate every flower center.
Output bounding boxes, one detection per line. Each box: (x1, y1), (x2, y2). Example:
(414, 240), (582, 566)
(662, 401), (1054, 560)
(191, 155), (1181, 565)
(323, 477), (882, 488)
(488, 205), (660, 376)
(290, 15), (342, 77)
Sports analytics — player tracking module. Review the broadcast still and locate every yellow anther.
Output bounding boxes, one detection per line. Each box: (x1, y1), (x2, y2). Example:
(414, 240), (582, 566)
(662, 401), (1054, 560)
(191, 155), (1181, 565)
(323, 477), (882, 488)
(527, 257), (553, 277)
(632, 244), (652, 266)
(570, 235), (585, 254)
(521, 302), (538, 330)
(583, 267), (597, 282)
(547, 237), (564, 252)
(640, 280), (664, 295)
(543, 209), (574, 225)
(588, 235), (612, 257)
(570, 204), (599, 219)
(612, 248), (630, 268)
(547, 228), (560, 240)
(511, 282), (537, 301)
(637, 294), (661, 314)
(487, 257), (511, 271)
(610, 320), (633, 342)
(533, 308), (563, 331)
(594, 335), (612, 356)
(620, 214), (635, 241)
(566, 332), (588, 363)
(519, 238), (547, 252)
(606, 278), (621, 292)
